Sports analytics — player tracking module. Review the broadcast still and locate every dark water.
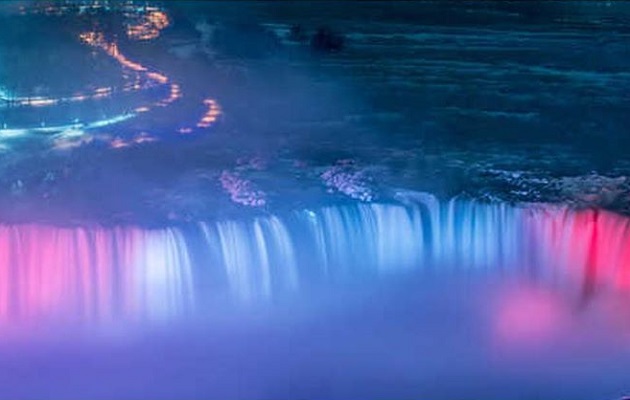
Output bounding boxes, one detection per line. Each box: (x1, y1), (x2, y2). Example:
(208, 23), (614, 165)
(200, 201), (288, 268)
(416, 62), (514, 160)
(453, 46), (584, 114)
(2, 1), (630, 222)
(1, 1), (630, 399)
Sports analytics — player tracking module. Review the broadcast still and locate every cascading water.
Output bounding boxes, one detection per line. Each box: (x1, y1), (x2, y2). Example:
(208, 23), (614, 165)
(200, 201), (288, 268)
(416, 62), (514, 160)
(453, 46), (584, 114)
(1, 194), (629, 327)
(0, 225), (195, 324)
(526, 207), (630, 297)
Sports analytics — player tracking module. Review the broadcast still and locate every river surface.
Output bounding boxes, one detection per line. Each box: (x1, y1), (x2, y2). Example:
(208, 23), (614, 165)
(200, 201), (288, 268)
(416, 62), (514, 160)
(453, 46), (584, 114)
(0, 2), (629, 399)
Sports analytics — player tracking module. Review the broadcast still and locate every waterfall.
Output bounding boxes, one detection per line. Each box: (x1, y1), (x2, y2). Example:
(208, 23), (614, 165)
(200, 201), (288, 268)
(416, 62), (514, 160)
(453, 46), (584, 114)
(0, 194), (629, 324)
(524, 207), (630, 297)
(199, 216), (298, 300)
(0, 225), (195, 323)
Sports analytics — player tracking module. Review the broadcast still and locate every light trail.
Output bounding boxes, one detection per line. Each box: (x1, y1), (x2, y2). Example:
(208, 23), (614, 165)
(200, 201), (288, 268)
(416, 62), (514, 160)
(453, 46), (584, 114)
(126, 8), (170, 41)
(2, 2), (223, 147)
(197, 99), (223, 128)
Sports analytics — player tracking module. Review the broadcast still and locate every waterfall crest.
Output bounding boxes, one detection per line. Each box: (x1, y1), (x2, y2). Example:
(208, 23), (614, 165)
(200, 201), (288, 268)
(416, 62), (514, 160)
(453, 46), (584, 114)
(0, 195), (629, 323)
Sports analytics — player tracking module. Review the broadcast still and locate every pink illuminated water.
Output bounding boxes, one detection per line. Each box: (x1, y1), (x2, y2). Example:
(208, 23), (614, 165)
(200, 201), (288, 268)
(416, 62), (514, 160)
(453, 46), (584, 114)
(0, 225), (194, 327)
(1, 197), (630, 323)
(1, 197), (629, 399)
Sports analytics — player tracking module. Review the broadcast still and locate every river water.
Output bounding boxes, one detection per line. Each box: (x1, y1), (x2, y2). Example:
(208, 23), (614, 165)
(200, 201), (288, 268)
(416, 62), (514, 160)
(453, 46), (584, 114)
(0, 2), (629, 399)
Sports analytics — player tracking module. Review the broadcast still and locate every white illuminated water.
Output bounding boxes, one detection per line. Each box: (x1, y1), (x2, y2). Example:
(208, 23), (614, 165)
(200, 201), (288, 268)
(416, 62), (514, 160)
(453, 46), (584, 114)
(0, 195), (628, 325)
(0, 196), (629, 399)
(1, 2), (630, 399)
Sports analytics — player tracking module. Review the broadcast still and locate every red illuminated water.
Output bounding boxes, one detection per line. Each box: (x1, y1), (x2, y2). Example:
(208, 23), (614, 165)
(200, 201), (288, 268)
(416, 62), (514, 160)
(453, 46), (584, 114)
(1, 2), (630, 399)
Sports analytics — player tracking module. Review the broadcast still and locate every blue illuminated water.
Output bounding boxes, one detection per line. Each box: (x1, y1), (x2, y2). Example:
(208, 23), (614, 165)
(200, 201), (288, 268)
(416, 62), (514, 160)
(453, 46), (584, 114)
(0, 196), (628, 399)
(1, 1), (630, 399)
